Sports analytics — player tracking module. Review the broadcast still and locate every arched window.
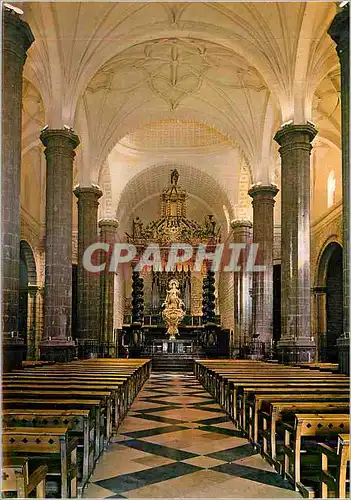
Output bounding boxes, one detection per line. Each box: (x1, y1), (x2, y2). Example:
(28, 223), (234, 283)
(327, 170), (336, 208)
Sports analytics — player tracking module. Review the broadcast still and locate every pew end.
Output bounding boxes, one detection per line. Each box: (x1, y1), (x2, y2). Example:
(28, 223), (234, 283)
(2, 456), (48, 498)
(318, 434), (350, 499)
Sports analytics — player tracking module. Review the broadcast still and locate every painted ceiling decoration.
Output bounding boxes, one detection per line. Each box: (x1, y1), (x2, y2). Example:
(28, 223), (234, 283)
(87, 37), (267, 112)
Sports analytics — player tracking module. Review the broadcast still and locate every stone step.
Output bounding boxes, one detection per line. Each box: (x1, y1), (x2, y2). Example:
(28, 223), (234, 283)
(151, 356), (194, 372)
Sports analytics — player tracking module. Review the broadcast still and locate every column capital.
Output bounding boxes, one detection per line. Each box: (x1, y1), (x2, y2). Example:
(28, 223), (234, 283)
(231, 219), (253, 230)
(274, 123), (317, 147)
(73, 185), (103, 202)
(328, 4), (349, 54)
(3, 6), (35, 62)
(248, 183), (279, 201)
(99, 218), (119, 231)
(40, 128), (80, 151)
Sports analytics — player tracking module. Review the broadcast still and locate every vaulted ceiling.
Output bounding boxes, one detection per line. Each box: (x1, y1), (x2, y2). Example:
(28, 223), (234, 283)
(20, 1), (341, 227)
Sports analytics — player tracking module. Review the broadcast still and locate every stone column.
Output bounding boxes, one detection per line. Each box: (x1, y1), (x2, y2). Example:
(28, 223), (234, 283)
(274, 123), (317, 362)
(248, 184), (279, 358)
(231, 220), (253, 357)
(312, 286), (327, 362)
(99, 219), (119, 357)
(73, 186), (102, 358)
(35, 287), (44, 360)
(26, 284), (38, 360)
(2, 7), (34, 370)
(39, 129), (80, 362)
(328, 5), (349, 375)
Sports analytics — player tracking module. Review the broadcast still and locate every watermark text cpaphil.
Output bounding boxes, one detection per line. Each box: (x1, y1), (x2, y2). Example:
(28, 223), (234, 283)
(83, 243), (266, 274)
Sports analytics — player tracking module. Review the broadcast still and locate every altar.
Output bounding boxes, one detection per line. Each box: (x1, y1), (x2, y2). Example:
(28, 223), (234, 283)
(162, 339), (193, 354)
(123, 170), (222, 357)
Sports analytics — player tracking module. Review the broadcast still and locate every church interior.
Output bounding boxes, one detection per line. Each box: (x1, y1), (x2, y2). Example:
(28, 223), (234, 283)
(1, 1), (350, 498)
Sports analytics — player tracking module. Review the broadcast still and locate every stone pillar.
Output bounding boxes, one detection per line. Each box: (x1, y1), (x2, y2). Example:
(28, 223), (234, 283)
(328, 5), (349, 374)
(248, 184), (278, 358)
(26, 284), (38, 360)
(274, 123), (317, 362)
(2, 6), (34, 370)
(73, 186), (102, 358)
(312, 286), (327, 362)
(35, 287), (44, 360)
(39, 129), (80, 362)
(231, 220), (253, 358)
(99, 219), (119, 357)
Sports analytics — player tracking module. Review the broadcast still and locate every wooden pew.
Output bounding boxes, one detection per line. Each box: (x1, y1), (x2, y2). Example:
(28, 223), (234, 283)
(319, 433), (350, 499)
(194, 358), (349, 499)
(222, 372), (347, 406)
(3, 380), (124, 431)
(242, 387), (349, 441)
(22, 360), (56, 368)
(2, 389), (112, 446)
(3, 426), (79, 498)
(5, 372), (133, 413)
(200, 366), (346, 404)
(4, 374), (130, 417)
(5, 359), (151, 425)
(231, 379), (348, 424)
(2, 399), (104, 461)
(292, 362), (339, 373)
(2, 457), (48, 498)
(201, 365), (346, 404)
(282, 413), (350, 497)
(194, 361), (335, 400)
(222, 374), (348, 410)
(260, 400), (350, 466)
(2, 358), (151, 497)
(3, 408), (94, 489)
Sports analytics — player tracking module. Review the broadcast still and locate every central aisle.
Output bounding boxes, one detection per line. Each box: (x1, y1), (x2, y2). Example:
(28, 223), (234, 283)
(84, 373), (301, 498)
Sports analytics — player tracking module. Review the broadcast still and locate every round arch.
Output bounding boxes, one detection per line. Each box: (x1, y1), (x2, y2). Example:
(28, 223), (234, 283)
(315, 241), (343, 363)
(20, 240), (37, 286)
(316, 240), (342, 287)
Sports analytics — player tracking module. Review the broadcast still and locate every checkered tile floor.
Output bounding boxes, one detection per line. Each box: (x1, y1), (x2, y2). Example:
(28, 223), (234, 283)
(83, 373), (301, 498)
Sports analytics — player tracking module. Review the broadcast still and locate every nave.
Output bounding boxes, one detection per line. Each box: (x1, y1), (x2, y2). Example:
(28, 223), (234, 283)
(84, 373), (300, 499)
(2, 358), (349, 498)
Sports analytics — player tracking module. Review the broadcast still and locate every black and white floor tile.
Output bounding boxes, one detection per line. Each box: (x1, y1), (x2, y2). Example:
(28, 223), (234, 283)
(84, 373), (301, 498)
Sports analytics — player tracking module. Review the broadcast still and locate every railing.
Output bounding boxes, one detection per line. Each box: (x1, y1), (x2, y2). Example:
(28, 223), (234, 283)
(142, 340), (203, 356)
(123, 314), (220, 327)
(3, 331), (25, 344)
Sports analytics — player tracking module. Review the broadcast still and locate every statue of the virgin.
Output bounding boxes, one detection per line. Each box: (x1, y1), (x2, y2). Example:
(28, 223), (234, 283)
(162, 279), (185, 340)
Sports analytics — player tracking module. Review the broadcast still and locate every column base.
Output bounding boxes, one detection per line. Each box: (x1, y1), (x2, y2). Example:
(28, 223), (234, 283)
(39, 339), (76, 363)
(277, 338), (316, 363)
(337, 336), (350, 375)
(2, 335), (26, 372)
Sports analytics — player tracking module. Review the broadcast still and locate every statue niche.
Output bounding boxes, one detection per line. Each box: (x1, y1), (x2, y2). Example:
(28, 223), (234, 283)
(162, 279), (185, 340)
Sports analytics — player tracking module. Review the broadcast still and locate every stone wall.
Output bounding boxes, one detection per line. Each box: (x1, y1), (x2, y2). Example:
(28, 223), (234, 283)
(114, 272), (125, 330)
